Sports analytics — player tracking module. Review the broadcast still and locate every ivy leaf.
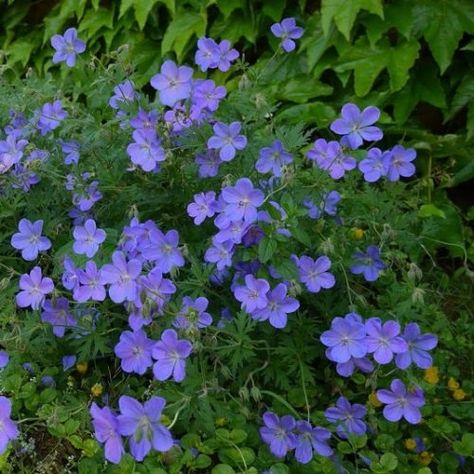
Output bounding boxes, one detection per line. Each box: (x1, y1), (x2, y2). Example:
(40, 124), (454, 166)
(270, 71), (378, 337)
(393, 63), (445, 123)
(119, 0), (134, 18)
(161, 10), (206, 60)
(446, 75), (474, 121)
(335, 38), (419, 97)
(321, 0), (384, 40)
(262, 0), (286, 21)
(134, 0), (160, 30)
(79, 7), (114, 37)
(6, 36), (37, 66)
(414, 0), (474, 74)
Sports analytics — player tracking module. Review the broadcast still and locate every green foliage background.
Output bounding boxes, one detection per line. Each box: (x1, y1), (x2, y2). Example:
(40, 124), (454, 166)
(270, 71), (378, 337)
(1, 0), (473, 262)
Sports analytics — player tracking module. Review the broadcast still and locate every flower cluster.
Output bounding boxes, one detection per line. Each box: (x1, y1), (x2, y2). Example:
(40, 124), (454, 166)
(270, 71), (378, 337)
(90, 395), (173, 463)
(260, 412), (332, 464)
(321, 313), (437, 378)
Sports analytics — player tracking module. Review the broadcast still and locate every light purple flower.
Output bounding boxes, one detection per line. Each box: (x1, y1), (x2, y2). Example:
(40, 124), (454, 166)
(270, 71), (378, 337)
(0, 351), (9, 369)
(174, 296), (212, 330)
(383, 145), (416, 181)
(41, 297), (76, 337)
(102, 251), (142, 303)
(11, 218), (51, 261)
(150, 60), (193, 107)
(74, 260), (107, 302)
(213, 40), (239, 71)
(195, 150), (222, 177)
(114, 329), (154, 375)
(187, 191), (216, 225)
(195, 37), (220, 71)
(117, 395), (173, 461)
(207, 122), (247, 161)
(358, 148), (387, 182)
(296, 255), (335, 293)
(204, 240), (234, 270)
(0, 134), (28, 173)
(62, 256), (80, 291)
(330, 103), (383, 149)
(295, 421), (332, 464)
(37, 100), (68, 136)
(350, 245), (386, 282)
(61, 140), (80, 165)
(192, 79), (226, 112)
(271, 18), (304, 53)
(395, 323), (437, 369)
(16, 266), (54, 310)
(152, 329), (192, 382)
(234, 274), (270, 313)
(325, 396), (367, 438)
(90, 402), (124, 464)
(139, 267), (176, 315)
(141, 229), (184, 274)
(221, 178), (264, 223)
(252, 283), (299, 329)
(304, 191), (341, 220)
(256, 140), (293, 177)
(50, 28), (86, 67)
(0, 396), (19, 455)
(377, 379), (425, 424)
(260, 412), (296, 458)
(62, 355), (76, 371)
(365, 318), (408, 364)
(109, 80), (137, 110)
(73, 219), (106, 258)
(321, 316), (368, 363)
(130, 109), (158, 133)
(127, 130), (165, 172)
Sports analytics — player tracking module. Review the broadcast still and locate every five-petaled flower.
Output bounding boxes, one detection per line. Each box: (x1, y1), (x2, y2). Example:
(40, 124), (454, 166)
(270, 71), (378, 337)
(11, 218), (51, 261)
(50, 28), (86, 67)
(271, 18), (304, 52)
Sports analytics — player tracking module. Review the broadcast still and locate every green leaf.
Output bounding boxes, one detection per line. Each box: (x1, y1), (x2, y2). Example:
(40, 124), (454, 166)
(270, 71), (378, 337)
(258, 238), (277, 263)
(272, 76), (333, 103)
(6, 36), (37, 66)
(161, 10), (206, 60)
(335, 37), (419, 96)
(134, 0), (160, 30)
(468, 101), (474, 140)
(321, 0), (362, 40)
(414, 0), (474, 74)
(216, 0), (243, 19)
(119, 0), (135, 18)
(79, 7), (114, 37)
(446, 75), (474, 121)
(452, 433), (474, 456)
(321, 0), (383, 40)
(262, 0), (286, 21)
(211, 465), (236, 474)
(419, 204), (446, 219)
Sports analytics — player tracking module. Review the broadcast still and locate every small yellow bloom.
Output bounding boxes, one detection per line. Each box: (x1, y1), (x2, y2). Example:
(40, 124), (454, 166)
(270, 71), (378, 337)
(368, 391), (382, 407)
(76, 361), (88, 375)
(352, 228), (365, 239)
(424, 367), (439, 384)
(215, 417), (227, 427)
(453, 389), (466, 400)
(404, 438), (417, 450)
(448, 377), (460, 391)
(418, 451), (433, 465)
(90, 383), (103, 397)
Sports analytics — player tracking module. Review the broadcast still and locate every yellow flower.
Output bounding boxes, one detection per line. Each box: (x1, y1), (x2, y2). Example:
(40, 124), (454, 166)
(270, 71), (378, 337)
(404, 438), (417, 450)
(424, 367), (439, 384)
(76, 361), (88, 375)
(448, 377), (460, 391)
(418, 451), (433, 465)
(453, 389), (466, 400)
(352, 228), (365, 239)
(368, 391), (382, 407)
(90, 383), (103, 397)
(215, 417), (227, 427)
